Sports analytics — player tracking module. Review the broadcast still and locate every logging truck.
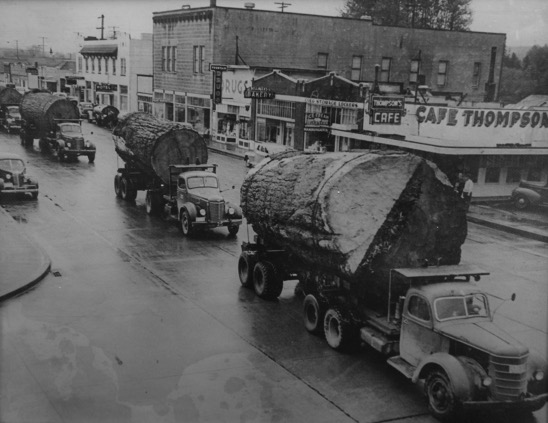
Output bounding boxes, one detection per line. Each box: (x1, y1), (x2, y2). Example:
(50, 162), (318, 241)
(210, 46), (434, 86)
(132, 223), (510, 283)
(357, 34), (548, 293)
(237, 150), (548, 420)
(112, 112), (242, 236)
(0, 105), (22, 133)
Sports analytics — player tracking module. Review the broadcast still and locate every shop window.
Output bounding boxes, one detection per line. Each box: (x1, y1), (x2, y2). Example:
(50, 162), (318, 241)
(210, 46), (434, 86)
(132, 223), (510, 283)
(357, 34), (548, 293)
(485, 167), (500, 183)
(380, 57), (391, 82)
(317, 53), (328, 69)
(506, 167), (522, 183)
(351, 56), (362, 81)
(257, 99), (295, 119)
(527, 168), (542, 181)
(437, 61), (448, 86)
(409, 59), (420, 83)
(472, 62), (481, 87)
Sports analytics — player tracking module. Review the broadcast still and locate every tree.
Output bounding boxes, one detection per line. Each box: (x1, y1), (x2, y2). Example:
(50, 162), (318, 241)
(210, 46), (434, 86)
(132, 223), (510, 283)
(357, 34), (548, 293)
(340, 0), (473, 31)
(503, 51), (522, 69)
(522, 45), (548, 94)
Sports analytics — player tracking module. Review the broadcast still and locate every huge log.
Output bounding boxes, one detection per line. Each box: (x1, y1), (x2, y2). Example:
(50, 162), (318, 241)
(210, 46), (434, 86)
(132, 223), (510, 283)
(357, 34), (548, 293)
(20, 92), (79, 135)
(112, 112), (208, 184)
(0, 87), (22, 106)
(241, 151), (468, 300)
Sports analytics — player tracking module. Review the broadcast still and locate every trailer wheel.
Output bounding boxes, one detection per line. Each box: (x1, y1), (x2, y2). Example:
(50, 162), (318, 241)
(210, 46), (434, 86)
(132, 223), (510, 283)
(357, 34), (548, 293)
(324, 307), (357, 351)
(180, 209), (194, 236)
(425, 370), (458, 421)
(238, 252), (256, 288)
(303, 294), (326, 335)
(146, 191), (163, 215)
(253, 261), (283, 300)
(120, 176), (137, 202)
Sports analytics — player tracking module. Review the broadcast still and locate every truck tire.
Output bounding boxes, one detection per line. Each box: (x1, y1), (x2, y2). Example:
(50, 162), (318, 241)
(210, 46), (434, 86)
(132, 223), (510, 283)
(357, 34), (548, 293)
(514, 195), (530, 210)
(238, 252), (256, 288)
(146, 191), (163, 215)
(88, 153), (95, 163)
(253, 261), (283, 300)
(303, 294), (326, 335)
(120, 176), (137, 202)
(323, 307), (357, 351)
(114, 174), (123, 198)
(425, 369), (458, 421)
(180, 209), (194, 236)
(57, 148), (65, 162)
(228, 225), (239, 237)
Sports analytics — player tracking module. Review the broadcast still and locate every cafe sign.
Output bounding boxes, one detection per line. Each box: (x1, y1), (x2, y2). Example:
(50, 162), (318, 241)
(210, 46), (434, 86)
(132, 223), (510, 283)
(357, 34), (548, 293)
(369, 95), (405, 125)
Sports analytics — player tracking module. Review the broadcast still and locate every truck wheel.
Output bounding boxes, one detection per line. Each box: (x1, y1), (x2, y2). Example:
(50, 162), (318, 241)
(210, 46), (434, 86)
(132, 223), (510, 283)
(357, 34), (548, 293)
(253, 261), (283, 300)
(57, 149), (65, 162)
(120, 176), (137, 202)
(425, 370), (457, 420)
(180, 210), (194, 236)
(228, 225), (239, 237)
(238, 252), (256, 288)
(324, 307), (357, 351)
(31, 192), (38, 200)
(303, 294), (326, 335)
(146, 191), (163, 215)
(88, 153), (95, 163)
(514, 195), (530, 210)
(114, 175), (123, 198)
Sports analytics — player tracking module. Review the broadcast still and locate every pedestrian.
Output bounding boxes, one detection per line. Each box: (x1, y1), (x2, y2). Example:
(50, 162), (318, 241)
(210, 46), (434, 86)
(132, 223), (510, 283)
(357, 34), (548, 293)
(454, 172), (464, 196)
(462, 173), (474, 211)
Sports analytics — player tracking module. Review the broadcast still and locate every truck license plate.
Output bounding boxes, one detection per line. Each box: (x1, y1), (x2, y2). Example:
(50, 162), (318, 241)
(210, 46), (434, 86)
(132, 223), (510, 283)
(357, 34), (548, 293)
(508, 363), (527, 373)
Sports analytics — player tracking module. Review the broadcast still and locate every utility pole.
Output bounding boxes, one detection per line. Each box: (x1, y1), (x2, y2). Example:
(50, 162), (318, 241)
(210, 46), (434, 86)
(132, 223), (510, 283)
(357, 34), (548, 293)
(97, 14), (105, 40)
(40, 36), (47, 56)
(109, 26), (119, 39)
(15, 40), (19, 60)
(275, 2), (291, 12)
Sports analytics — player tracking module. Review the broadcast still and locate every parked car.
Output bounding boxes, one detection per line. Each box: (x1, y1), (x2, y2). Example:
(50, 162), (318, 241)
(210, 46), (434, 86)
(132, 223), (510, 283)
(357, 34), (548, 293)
(78, 102), (94, 118)
(512, 180), (548, 209)
(246, 142), (294, 167)
(0, 152), (39, 199)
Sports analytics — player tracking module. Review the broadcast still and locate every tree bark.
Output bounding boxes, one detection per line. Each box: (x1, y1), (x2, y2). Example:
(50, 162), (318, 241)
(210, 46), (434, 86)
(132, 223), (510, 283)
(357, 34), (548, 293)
(112, 112), (208, 184)
(0, 87), (22, 106)
(20, 92), (79, 135)
(241, 151), (468, 299)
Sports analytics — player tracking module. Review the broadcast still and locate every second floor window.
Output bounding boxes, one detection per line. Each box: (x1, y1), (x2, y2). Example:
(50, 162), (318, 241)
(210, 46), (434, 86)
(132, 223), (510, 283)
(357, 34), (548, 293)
(112, 58), (116, 75)
(105, 58), (108, 74)
(78, 57), (82, 72)
(437, 61), (448, 86)
(193, 46), (204, 73)
(317, 53), (328, 69)
(172, 46), (177, 72)
(409, 59), (420, 83)
(380, 57), (391, 82)
(162, 47), (166, 71)
(91, 58), (95, 73)
(98, 58), (101, 74)
(85, 58), (89, 73)
(351, 56), (362, 80)
(121, 58), (126, 76)
(472, 62), (481, 87)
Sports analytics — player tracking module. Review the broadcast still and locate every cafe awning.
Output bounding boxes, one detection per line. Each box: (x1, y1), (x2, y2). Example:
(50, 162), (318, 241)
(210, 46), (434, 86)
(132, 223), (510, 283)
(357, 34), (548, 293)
(79, 45), (118, 57)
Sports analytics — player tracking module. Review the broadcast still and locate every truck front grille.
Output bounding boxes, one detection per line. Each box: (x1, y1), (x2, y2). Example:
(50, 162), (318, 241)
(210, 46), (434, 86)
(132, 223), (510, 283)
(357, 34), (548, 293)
(489, 354), (528, 400)
(13, 173), (23, 187)
(209, 201), (224, 223)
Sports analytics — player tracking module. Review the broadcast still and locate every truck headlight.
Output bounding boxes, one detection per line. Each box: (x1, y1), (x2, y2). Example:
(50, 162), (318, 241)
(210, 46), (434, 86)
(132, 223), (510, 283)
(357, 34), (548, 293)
(6, 174), (11, 180)
(67, 142), (72, 148)
(228, 207), (235, 215)
(482, 377), (492, 387)
(533, 370), (544, 381)
(199, 209), (206, 216)
(85, 140), (90, 147)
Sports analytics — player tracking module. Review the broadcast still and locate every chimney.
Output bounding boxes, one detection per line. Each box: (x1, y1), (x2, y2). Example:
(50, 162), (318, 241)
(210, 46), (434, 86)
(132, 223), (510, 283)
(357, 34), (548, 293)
(244, 2), (255, 9)
(210, 0), (216, 6)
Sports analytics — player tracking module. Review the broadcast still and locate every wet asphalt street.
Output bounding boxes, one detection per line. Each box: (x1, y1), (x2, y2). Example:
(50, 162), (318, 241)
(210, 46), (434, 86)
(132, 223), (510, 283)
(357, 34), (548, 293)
(0, 123), (546, 423)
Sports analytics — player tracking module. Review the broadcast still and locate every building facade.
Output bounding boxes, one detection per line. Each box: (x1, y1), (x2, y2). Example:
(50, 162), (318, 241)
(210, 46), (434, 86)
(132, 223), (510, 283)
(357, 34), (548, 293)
(152, 2), (506, 134)
(76, 33), (152, 114)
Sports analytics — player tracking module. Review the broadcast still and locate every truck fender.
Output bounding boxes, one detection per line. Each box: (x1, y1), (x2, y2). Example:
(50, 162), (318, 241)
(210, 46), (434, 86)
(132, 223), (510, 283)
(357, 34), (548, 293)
(180, 202), (197, 221)
(413, 352), (473, 401)
(526, 350), (548, 395)
(513, 187), (541, 204)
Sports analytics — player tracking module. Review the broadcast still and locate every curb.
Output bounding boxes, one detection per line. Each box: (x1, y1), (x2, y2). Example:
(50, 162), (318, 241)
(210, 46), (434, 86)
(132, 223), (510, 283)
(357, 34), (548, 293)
(0, 207), (52, 302)
(467, 215), (548, 243)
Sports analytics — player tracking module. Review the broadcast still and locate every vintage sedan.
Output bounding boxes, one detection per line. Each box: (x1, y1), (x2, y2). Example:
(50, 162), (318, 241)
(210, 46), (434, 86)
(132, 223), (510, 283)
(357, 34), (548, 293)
(0, 152), (39, 199)
(512, 180), (548, 209)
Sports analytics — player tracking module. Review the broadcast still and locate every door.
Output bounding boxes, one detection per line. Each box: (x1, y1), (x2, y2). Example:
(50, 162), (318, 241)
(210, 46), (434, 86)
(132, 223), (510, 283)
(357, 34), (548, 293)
(399, 295), (443, 367)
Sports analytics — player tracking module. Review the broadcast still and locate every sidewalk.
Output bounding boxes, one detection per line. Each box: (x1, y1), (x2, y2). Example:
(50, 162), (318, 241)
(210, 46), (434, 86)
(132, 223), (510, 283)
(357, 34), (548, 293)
(0, 205), (51, 301)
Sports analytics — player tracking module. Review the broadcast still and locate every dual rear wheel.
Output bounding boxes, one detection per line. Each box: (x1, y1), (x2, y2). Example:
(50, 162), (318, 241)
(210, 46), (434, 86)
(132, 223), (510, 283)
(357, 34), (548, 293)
(238, 253), (283, 300)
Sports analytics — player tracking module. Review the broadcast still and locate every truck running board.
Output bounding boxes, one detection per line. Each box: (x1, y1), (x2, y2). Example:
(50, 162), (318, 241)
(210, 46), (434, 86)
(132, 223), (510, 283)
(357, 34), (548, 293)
(386, 356), (415, 379)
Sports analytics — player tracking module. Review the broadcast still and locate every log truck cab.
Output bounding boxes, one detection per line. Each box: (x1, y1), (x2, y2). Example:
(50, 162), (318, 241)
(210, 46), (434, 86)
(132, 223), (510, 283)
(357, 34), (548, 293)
(162, 164), (242, 236)
(51, 120), (96, 163)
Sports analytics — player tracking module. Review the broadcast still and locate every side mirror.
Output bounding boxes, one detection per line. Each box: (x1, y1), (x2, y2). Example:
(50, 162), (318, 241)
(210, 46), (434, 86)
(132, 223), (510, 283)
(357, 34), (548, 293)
(511, 293), (516, 301)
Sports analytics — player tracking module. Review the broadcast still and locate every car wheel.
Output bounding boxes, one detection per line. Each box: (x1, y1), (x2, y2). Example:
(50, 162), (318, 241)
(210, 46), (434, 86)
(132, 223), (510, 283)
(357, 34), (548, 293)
(238, 252), (256, 288)
(514, 195), (530, 210)
(180, 210), (193, 236)
(425, 370), (458, 421)
(252, 261), (283, 300)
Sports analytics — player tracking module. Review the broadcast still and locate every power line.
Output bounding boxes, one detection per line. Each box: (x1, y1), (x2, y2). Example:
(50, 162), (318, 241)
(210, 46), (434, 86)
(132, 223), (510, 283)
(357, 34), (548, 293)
(275, 2), (291, 13)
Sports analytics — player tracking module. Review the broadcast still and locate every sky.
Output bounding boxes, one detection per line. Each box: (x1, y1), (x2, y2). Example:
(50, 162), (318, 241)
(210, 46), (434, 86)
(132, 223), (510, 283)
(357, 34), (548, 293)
(0, 0), (547, 55)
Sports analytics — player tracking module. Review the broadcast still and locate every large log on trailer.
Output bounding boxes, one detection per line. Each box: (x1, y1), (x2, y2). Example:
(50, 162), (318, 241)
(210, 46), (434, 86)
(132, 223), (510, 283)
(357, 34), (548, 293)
(0, 87), (22, 105)
(112, 112), (208, 184)
(20, 92), (79, 135)
(241, 151), (468, 302)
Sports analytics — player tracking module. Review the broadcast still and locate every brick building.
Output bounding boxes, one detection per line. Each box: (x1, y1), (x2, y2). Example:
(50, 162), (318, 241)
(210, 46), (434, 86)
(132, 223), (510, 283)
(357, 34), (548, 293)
(152, 2), (506, 134)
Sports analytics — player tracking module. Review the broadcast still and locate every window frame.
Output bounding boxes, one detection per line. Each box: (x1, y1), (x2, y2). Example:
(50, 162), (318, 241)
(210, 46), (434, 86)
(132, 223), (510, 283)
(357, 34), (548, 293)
(409, 59), (420, 83)
(380, 57), (392, 82)
(351, 55), (362, 81)
(120, 58), (126, 76)
(472, 62), (481, 87)
(437, 60), (449, 87)
(317, 52), (328, 69)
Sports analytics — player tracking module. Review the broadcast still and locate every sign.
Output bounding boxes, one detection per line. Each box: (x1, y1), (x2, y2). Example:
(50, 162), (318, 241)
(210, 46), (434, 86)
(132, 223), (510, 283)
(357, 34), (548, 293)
(369, 95), (405, 125)
(210, 64), (228, 71)
(26, 67), (38, 76)
(244, 87), (275, 99)
(96, 83), (117, 92)
(222, 70), (254, 104)
(306, 98), (361, 109)
(65, 76), (85, 85)
(305, 112), (330, 128)
(213, 70), (223, 104)
(372, 110), (403, 125)
(371, 96), (404, 109)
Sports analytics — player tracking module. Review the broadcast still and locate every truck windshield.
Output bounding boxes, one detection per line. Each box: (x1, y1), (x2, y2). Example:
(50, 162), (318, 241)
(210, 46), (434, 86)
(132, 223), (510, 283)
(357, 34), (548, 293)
(434, 294), (489, 321)
(187, 176), (218, 189)
(0, 159), (25, 173)
(60, 124), (82, 134)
